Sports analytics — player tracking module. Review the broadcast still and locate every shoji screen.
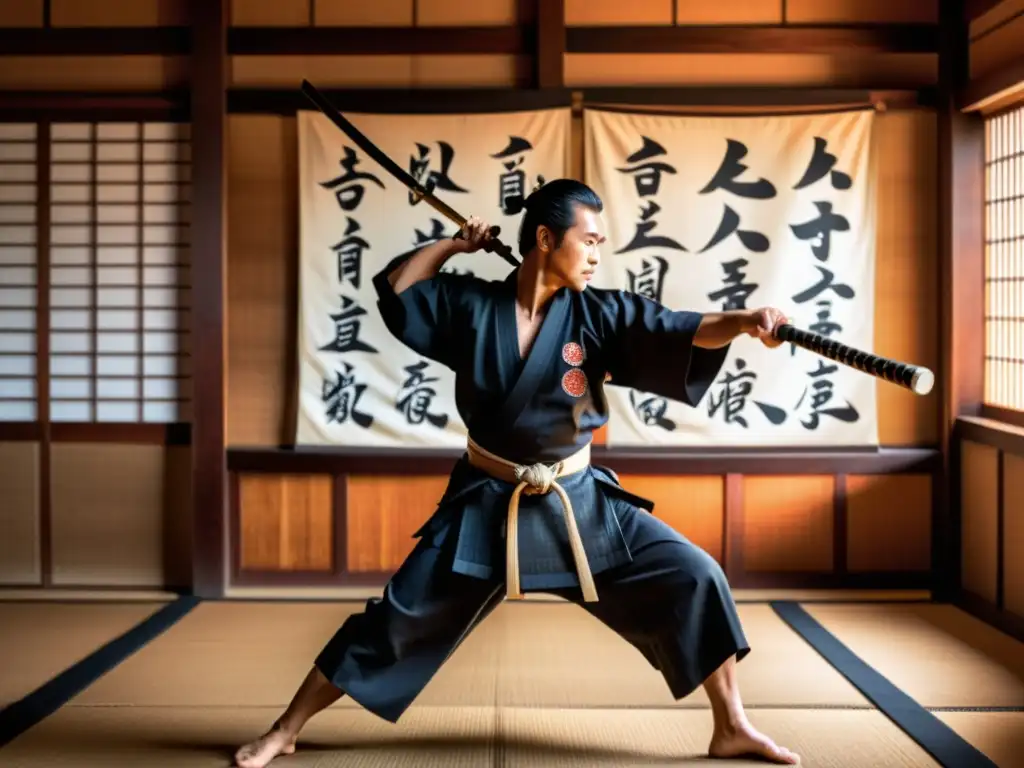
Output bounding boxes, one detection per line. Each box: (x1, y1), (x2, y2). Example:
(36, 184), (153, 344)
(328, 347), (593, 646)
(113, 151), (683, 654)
(0, 124), (38, 422)
(985, 107), (1024, 413)
(48, 122), (191, 423)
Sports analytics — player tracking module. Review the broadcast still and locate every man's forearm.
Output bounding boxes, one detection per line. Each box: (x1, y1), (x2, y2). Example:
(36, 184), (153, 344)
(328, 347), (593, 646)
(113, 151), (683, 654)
(388, 238), (462, 294)
(693, 310), (757, 349)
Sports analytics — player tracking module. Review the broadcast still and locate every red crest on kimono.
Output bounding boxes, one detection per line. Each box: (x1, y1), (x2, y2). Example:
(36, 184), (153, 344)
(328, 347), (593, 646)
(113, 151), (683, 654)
(562, 342), (584, 367)
(560, 342), (587, 397)
(561, 368), (587, 398)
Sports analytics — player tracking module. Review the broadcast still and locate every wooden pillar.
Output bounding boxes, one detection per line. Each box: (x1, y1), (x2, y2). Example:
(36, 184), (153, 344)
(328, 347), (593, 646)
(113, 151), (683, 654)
(190, 0), (229, 597)
(535, 0), (565, 89)
(936, 0), (985, 599)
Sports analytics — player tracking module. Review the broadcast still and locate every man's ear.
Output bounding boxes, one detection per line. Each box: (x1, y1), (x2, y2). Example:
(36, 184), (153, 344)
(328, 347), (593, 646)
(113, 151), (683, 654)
(537, 224), (551, 252)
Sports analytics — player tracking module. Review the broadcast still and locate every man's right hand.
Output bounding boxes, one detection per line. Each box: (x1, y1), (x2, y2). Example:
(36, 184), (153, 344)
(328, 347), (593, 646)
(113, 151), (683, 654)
(452, 215), (495, 254)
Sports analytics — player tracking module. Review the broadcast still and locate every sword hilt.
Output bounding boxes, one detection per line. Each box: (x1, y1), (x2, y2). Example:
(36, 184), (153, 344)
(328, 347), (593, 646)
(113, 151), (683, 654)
(452, 225), (518, 266)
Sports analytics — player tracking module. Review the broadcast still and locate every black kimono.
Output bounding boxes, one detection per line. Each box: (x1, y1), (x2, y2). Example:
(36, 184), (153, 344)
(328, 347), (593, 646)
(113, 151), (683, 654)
(314, 251), (750, 723)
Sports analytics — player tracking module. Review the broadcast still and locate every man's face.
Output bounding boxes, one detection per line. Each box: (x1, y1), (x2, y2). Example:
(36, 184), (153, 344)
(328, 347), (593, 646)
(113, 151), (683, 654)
(547, 204), (606, 292)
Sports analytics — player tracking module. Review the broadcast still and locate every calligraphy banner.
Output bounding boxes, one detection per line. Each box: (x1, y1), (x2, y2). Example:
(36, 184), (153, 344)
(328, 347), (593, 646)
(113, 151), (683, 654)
(296, 108), (571, 447)
(584, 107), (878, 447)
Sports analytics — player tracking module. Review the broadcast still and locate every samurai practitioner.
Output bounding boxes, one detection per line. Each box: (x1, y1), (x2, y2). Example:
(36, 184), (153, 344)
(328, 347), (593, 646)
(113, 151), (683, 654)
(236, 179), (799, 767)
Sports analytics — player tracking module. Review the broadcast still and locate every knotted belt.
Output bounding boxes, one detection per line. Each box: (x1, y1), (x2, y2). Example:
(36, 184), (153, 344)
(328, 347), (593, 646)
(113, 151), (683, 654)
(466, 437), (599, 603)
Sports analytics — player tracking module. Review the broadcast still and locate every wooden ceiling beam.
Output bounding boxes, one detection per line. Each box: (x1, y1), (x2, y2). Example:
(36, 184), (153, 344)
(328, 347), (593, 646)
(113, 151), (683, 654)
(567, 24), (938, 54)
(0, 26), (190, 55)
(0, 23), (939, 58)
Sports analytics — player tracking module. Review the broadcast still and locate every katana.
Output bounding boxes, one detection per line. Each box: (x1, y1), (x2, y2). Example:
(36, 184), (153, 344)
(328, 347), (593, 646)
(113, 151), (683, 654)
(300, 79), (520, 268)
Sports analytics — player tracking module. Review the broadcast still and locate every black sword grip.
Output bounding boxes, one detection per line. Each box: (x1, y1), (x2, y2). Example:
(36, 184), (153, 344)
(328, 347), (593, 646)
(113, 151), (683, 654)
(452, 225), (516, 264)
(775, 324), (922, 390)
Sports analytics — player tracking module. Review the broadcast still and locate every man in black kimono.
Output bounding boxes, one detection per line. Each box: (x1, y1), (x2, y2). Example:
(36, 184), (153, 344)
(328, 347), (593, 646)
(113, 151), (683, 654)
(236, 179), (799, 766)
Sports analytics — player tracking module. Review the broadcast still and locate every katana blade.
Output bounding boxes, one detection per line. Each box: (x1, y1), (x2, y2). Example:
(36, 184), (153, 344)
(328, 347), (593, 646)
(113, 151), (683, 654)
(300, 79), (519, 267)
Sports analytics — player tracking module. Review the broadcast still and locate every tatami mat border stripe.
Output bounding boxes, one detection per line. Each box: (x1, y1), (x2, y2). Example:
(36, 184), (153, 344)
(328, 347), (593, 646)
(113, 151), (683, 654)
(771, 601), (1000, 768)
(0, 595), (200, 748)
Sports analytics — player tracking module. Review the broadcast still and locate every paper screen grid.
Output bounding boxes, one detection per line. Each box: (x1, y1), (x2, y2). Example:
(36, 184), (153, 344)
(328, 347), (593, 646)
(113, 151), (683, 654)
(47, 121), (192, 423)
(0, 123), (38, 421)
(985, 107), (1024, 413)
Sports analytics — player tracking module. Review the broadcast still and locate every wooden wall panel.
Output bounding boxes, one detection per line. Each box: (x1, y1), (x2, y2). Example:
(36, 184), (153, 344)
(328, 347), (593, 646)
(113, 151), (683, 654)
(563, 54), (937, 88)
(234, 0), (520, 27)
(618, 475), (724, 562)
(315, 0), (413, 26)
(565, 0), (673, 26)
(786, 0), (938, 23)
(0, 56), (189, 90)
(50, 0), (188, 26)
(231, 56), (413, 87)
(227, 115), (297, 446)
(742, 476), (834, 571)
(232, 0), (310, 26)
(970, 8), (1024, 80)
(0, 0), (43, 27)
(346, 474), (450, 571)
(230, 55), (528, 88)
(874, 110), (940, 445)
(415, 0), (519, 26)
(412, 55), (529, 86)
(0, 442), (40, 584)
(237, 474), (333, 570)
(960, 440), (1000, 603)
(846, 474), (932, 571)
(674, 0), (781, 24)
(50, 444), (169, 587)
(1004, 452), (1024, 617)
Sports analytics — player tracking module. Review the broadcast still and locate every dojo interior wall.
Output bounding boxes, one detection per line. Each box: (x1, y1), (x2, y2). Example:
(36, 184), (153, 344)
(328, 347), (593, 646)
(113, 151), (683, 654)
(2, 0), (1019, 599)
(0, 0), (193, 590)
(223, 0), (941, 590)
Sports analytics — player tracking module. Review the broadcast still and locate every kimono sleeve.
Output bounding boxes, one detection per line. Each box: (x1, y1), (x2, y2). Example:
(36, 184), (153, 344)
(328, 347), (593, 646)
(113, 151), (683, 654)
(599, 290), (730, 408)
(372, 252), (469, 369)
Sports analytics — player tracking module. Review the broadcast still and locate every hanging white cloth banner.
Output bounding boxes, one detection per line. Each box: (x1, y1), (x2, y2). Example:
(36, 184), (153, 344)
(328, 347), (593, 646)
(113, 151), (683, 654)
(584, 107), (879, 447)
(296, 108), (571, 447)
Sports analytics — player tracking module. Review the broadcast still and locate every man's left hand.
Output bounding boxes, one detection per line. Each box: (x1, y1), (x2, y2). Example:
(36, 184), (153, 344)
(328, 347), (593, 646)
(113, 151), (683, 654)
(746, 307), (788, 348)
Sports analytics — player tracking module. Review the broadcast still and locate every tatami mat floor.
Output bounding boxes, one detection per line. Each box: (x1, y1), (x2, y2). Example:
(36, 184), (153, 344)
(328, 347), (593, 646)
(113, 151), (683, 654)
(0, 602), (165, 706)
(1, 598), (1022, 767)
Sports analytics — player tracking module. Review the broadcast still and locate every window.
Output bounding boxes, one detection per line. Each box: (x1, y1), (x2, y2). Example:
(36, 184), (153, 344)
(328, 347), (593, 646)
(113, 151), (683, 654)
(0, 120), (192, 425)
(0, 124), (38, 422)
(985, 107), (1024, 412)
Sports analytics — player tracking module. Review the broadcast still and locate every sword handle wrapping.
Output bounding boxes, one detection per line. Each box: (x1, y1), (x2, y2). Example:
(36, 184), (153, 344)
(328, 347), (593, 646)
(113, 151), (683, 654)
(774, 324), (935, 396)
(452, 225), (519, 267)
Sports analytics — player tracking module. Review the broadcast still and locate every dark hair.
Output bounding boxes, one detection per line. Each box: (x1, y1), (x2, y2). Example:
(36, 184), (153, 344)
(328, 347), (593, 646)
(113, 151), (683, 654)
(517, 178), (603, 256)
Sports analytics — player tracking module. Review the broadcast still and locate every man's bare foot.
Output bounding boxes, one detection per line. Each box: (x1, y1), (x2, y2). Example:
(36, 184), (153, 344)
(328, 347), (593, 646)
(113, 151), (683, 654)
(709, 720), (800, 765)
(234, 723), (297, 768)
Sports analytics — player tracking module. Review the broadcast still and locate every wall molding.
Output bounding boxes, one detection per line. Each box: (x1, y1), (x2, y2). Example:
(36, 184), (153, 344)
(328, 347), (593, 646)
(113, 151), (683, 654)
(226, 86), (936, 115)
(958, 416), (1024, 456)
(227, 445), (940, 476)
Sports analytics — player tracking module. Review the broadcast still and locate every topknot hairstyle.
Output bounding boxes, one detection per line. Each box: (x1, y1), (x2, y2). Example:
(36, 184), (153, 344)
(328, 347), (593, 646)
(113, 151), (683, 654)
(516, 177), (603, 257)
